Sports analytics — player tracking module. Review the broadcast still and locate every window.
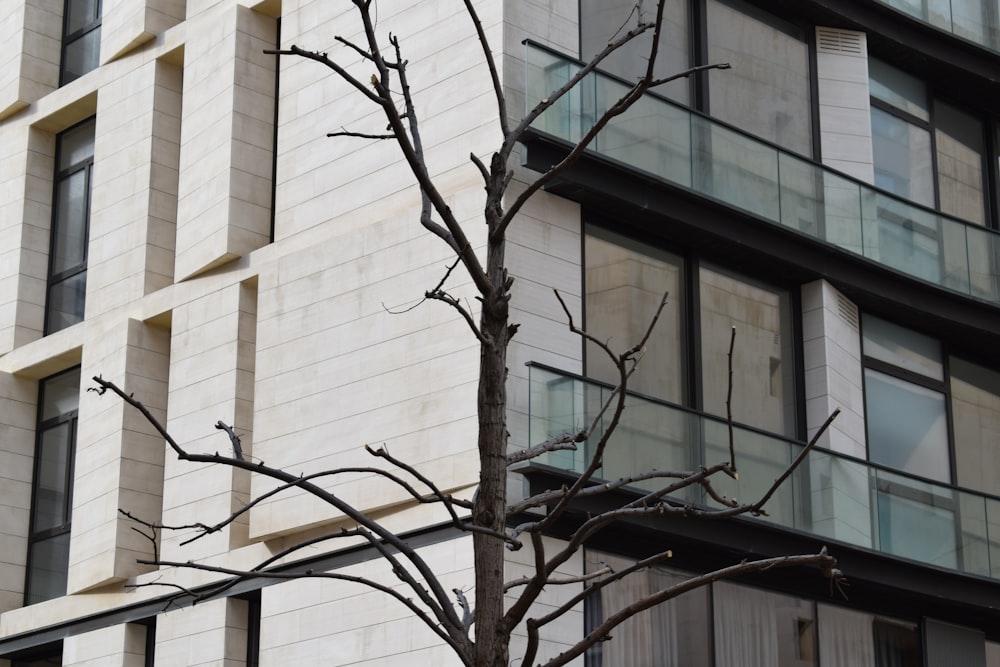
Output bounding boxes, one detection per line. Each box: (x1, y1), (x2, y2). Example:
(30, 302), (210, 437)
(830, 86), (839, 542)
(950, 357), (1000, 496)
(705, 0), (812, 156)
(584, 552), (711, 666)
(584, 225), (798, 438)
(46, 118), (95, 335)
(860, 315), (1000, 569)
(579, 0), (813, 155)
(869, 58), (988, 226)
(817, 605), (920, 667)
(713, 581), (817, 666)
(584, 550), (922, 667)
(579, 0), (691, 104)
(862, 315), (949, 483)
(5, 642), (62, 667)
(25, 368), (80, 605)
(61, 0), (102, 85)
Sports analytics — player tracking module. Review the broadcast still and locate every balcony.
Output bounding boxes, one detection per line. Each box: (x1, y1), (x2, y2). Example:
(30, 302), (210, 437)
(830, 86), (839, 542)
(525, 43), (1000, 305)
(527, 364), (1000, 579)
(874, 0), (1000, 53)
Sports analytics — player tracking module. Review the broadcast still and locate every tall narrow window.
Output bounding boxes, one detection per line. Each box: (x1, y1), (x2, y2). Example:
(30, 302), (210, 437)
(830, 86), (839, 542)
(869, 58), (987, 225)
(61, 0), (102, 85)
(579, 0), (690, 104)
(46, 118), (95, 335)
(25, 368), (80, 605)
(706, 0), (813, 155)
(583, 226), (798, 438)
(862, 315), (949, 482)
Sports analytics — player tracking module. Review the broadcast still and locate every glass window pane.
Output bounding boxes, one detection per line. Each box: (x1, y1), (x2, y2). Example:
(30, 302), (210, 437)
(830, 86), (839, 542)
(41, 368), (81, 420)
(987, 641), (1000, 667)
(585, 227), (686, 403)
(46, 271), (87, 333)
(865, 368), (950, 482)
(57, 119), (96, 171)
(52, 169), (88, 274)
(874, 470), (958, 568)
(934, 100), (986, 225)
(62, 27), (101, 84)
(862, 315), (942, 379)
(818, 605), (920, 667)
(699, 265), (795, 436)
(65, 0), (100, 34)
(579, 0), (690, 104)
(707, 0), (812, 155)
(32, 424), (71, 532)
(871, 107), (934, 208)
(586, 551), (710, 666)
(869, 58), (929, 121)
(25, 532), (70, 605)
(950, 357), (1000, 496)
(873, 617), (921, 666)
(713, 581), (816, 666)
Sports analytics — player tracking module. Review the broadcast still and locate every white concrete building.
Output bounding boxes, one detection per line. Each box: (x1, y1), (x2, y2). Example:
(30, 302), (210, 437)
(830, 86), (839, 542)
(2, 0), (1000, 664)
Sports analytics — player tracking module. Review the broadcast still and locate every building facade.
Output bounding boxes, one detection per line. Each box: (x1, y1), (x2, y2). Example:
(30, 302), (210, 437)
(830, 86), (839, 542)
(1, 0), (999, 664)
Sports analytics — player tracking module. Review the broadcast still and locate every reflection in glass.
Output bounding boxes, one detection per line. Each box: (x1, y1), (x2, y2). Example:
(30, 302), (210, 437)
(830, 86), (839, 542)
(869, 58), (929, 121)
(707, 0), (812, 155)
(25, 533), (71, 605)
(52, 169), (88, 274)
(46, 271), (87, 333)
(935, 101), (986, 225)
(865, 369), (949, 482)
(65, 0), (100, 34)
(62, 28), (101, 85)
(699, 265), (795, 436)
(580, 0), (690, 104)
(586, 551), (710, 666)
(585, 226), (686, 403)
(871, 107), (934, 208)
(32, 424), (71, 532)
(818, 605), (920, 667)
(40, 369), (81, 421)
(713, 581), (816, 666)
(58, 119), (97, 171)
(874, 470), (957, 568)
(951, 357), (1000, 496)
(862, 315), (943, 379)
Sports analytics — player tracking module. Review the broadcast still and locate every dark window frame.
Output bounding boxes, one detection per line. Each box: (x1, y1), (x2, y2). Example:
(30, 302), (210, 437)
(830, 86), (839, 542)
(45, 117), (95, 335)
(24, 367), (80, 606)
(869, 57), (995, 229)
(859, 313), (956, 485)
(59, 0), (102, 85)
(582, 220), (805, 441)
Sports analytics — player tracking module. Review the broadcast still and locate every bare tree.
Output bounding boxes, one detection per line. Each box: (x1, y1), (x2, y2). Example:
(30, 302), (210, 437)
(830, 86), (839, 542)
(91, 2), (841, 666)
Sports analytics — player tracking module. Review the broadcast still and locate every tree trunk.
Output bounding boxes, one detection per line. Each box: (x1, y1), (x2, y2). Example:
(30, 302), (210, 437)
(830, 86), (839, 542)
(473, 235), (510, 667)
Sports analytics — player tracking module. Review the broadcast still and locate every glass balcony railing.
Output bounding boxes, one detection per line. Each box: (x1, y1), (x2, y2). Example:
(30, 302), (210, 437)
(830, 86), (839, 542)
(875, 0), (1000, 53)
(527, 364), (1000, 579)
(525, 43), (1000, 304)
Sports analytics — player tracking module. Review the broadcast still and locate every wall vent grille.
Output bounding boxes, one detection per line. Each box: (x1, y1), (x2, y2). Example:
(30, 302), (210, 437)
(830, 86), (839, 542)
(817, 28), (864, 56)
(836, 293), (860, 331)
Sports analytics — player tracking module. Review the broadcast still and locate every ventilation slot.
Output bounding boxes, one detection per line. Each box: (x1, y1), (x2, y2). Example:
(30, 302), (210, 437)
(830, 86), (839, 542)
(836, 293), (859, 331)
(816, 28), (864, 56)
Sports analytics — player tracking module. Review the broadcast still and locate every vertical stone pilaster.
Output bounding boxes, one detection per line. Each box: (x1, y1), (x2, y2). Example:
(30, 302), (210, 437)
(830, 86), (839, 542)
(0, 372), (36, 612)
(0, 0), (61, 120)
(174, 5), (276, 280)
(157, 598), (248, 666)
(89, 58), (183, 318)
(69, 318), (170, 593)
(801, 279), (871, 548)
(100, 0), (185, 63)
(162, 279), (256, 560)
